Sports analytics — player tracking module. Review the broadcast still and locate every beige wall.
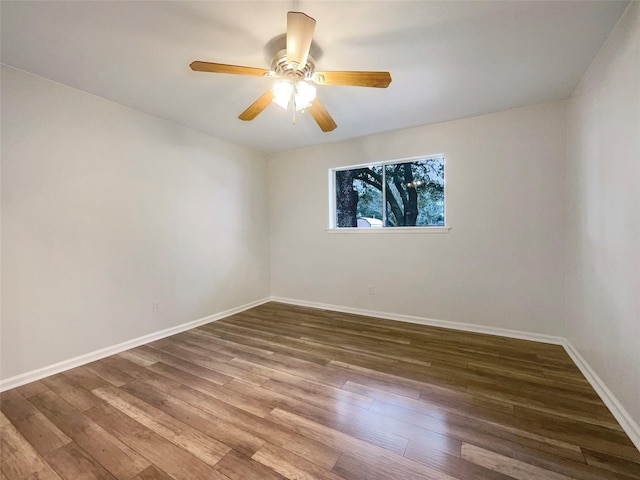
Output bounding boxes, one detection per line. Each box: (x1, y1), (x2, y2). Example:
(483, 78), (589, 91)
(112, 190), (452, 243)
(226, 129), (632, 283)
(566, 3), (640, 426)
(1, 66), (270, 380)
(268, 101), (567, 336)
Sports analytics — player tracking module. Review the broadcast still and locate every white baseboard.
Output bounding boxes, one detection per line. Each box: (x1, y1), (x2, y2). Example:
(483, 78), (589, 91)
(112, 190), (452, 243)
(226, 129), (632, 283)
(0, 297), (270, 392)
(270, 296), (565, 345)
(270, 296), (640, 452)
(561, 340), (640, 451)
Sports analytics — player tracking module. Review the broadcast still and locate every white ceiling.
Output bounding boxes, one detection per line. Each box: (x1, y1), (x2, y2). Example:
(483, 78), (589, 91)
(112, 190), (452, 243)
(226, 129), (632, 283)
(1, 1), (628, 154)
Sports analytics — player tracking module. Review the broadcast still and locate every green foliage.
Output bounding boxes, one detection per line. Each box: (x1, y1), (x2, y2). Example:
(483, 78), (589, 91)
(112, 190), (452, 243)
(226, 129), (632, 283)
(353, 166), (383, 219)
(338, 158), (444, 227)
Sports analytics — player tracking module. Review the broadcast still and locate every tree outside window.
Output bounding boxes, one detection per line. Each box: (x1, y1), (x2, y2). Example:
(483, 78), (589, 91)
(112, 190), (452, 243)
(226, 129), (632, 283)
(334, 156), (444, 228)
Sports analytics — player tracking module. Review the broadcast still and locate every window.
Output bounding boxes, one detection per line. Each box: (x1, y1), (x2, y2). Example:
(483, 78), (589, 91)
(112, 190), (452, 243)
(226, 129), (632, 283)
(331, 155), (445, 229)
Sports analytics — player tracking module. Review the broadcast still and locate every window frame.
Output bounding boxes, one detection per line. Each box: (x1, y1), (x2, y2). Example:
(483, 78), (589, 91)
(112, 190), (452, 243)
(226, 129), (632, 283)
(328, 154), (450, 233)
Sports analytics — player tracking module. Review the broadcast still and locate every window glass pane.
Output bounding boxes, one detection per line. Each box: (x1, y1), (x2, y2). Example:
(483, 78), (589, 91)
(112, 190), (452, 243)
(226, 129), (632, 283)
(335, 166), (383, 228)
(384, 158), (444, 227)
(333, 157), (444, 228)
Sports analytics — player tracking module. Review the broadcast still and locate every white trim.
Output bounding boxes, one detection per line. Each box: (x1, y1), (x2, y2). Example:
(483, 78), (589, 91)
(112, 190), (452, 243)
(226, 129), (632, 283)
(327, 168), (337, 230)
(270, 296), (563, 344)
(0, 297), (270, 392)
(326, 226), (451, 234)
(332, 153), (446, 172)
(561, 340), (640, 451)
(269, 296), (640, 451)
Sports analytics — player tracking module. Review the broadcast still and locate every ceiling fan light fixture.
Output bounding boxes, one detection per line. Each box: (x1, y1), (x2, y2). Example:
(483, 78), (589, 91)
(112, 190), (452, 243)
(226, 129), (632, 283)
(272, 79), (316, 111)
(294, 80), (316, 110)
(273, 80), (293, 109)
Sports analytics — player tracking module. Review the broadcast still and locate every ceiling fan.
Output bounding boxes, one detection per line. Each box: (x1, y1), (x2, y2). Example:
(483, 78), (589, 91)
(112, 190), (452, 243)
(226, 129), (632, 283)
(190, 11), (392, 132)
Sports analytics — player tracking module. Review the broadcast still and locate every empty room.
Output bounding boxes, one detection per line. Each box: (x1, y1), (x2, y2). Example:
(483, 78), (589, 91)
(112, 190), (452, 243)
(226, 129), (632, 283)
(1, 1), (639, 479)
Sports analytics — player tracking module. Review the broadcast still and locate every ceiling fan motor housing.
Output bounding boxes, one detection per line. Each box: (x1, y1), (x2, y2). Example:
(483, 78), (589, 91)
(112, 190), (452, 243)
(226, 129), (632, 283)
(271, 49), (316, 81)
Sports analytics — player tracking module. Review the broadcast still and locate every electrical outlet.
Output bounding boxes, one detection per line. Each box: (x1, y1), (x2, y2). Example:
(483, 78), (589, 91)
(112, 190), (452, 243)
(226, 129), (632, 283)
(152, 302), (160, 313)
(368, 285), (375, 295)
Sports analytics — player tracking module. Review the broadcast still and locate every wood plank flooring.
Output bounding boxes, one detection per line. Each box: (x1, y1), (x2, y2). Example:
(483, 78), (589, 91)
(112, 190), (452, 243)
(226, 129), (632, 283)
(2, 302), (639, 479)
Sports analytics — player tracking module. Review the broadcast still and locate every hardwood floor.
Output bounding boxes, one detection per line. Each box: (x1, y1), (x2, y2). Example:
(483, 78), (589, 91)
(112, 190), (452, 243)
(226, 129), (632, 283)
(2, 302), (639, 479)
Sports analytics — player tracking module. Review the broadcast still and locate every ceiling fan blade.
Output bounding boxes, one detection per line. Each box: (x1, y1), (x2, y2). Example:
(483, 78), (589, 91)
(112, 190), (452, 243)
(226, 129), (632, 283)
(313, 71), (392, 88)
(238, 90), (275, 121)
(286, 11), (316, 69)
(308, 98), (337, 132)
(190, 61), (270, 77)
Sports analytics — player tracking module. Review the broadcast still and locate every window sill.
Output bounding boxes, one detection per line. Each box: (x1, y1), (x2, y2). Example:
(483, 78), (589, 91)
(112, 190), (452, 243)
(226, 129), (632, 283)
(326, 226), (451, 234)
